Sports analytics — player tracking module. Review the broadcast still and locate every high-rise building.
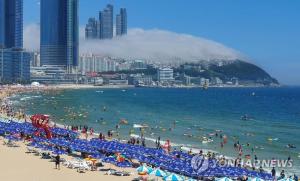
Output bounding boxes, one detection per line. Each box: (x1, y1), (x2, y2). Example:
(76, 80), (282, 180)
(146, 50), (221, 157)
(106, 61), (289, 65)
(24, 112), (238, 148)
(0, 49), (31, 83)
(0, 0), (30, 83)
(116, 8), (127, 36)
(99, 4), (113, 39)
(85, 18), (99, 39)
(0, 0), (5, 48)
(40, 0), (79, 72)
(0, 0), (23, 49)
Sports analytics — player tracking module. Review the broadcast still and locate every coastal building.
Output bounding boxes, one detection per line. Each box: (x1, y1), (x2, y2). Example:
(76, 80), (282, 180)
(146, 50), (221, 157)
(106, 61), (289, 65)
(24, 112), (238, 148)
(131, 60), (147, 70)
(78, 54), (117, 75)
(157, 67), (174, 83)
(116, 8), (127, 36)
(184, 75), (191, 85)
(0, 49), (30, 83)
(211, 77), (223, 85)
(231, 77), (239, 86)
(30, 65), (76, 84)
(129, 74), (153, 86)
(40, 0), (79, 73)
(99, 4), (113, 39)
(85, 18), (99, 39)
(0, 0), (30, 84)
(0, 0), (23, 49)
(30, 52), (40, 67)
(116, 61), (131, 71)
(0, 0), (4, 48)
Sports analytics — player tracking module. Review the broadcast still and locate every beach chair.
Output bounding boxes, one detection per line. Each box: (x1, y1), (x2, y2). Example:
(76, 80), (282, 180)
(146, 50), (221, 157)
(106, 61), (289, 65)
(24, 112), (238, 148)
(105, 169), (117, 175)
(76, 162), (90, 173)
(26, 147), (35, 153)
(77, 166), (86, 173)
(68, 160), (81, 169)
(3, 140), (8, 145)
(7, 141), (19, 147)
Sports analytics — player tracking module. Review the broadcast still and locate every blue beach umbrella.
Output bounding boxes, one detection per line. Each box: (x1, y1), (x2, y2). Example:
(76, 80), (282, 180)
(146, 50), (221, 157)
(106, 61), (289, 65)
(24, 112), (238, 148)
(28, 142), (39, 147)
(102, 156), (116, 163)
(250, 177), (265, 181)
(185, 179), (197, 181)
(216, 177), (233, 181)
(136, 165), (153, 174)
(117, 161), (132, 168)
(278, 178), (294, 181)
(163, 173), (184, 181)
(150, 169), (167, 177)
(5, 135), (20, 141)
(52, 149), (66, 155)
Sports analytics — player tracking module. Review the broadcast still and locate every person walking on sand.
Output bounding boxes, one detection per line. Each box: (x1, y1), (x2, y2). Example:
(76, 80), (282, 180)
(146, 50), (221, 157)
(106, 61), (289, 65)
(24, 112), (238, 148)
(55, 154), (60, 170)
(271, 167), (276, 178)
(293, 174), (298, 181)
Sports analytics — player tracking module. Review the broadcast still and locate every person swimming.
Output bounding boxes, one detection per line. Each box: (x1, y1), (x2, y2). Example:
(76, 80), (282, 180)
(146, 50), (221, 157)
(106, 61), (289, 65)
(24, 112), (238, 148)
(286, 144), (296, 149)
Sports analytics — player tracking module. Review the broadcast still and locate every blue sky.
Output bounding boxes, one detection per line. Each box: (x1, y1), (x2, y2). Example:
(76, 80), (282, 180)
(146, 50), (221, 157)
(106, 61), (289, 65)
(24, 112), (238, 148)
(24, 0), (300, 85)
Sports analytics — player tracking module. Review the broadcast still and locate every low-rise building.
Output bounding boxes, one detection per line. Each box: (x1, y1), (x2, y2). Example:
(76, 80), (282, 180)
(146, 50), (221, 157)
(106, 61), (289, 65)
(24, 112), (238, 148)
(157, 67), (174, 83)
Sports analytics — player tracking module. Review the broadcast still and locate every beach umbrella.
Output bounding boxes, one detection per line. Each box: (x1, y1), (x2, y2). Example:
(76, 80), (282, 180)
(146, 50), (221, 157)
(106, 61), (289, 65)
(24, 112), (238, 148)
(251, 177), (265, 181)
(278, 178), (294, 181)
(150, 169), (167, 177)
(102, 156), (116, 163)
(185, 179), (197, 181)
(136, 165), (153, 174)
(216, 177), (233, 181)
(5, 135), (20, 141)
(52, 149), (66, 155)
(163, 173), (184, 181)
(117, 161), (132, 168)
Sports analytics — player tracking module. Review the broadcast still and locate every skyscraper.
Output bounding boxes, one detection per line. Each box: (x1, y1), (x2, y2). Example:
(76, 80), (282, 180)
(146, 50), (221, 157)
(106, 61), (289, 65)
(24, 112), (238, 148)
(85, 18), (99, 39)
(0, 0), (30, 83)
(99, 4), (113, 39)
(116, 8), (127, 36)
(0, 0), (23, 49)
(0, 0), (5, 48)
(40, 0), (79, 71)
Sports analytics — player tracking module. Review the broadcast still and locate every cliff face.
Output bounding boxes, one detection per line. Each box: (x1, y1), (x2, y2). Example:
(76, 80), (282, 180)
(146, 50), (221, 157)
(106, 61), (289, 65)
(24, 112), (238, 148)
(176, 60), (279, 86)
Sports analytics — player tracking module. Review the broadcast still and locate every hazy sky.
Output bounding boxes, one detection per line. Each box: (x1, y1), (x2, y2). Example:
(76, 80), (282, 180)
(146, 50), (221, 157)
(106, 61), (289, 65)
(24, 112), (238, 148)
(24, 0), (300, 85)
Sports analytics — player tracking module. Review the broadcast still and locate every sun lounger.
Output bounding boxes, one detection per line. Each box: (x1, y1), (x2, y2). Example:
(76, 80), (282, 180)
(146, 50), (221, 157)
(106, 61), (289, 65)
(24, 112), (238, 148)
(67, 160), (90, 171)
(113, 171), (131, 176)
(76, 162), (90, 173)
(105, 169), (117, 175)
(7, 141), (19, 147)
(26, 147), (36, 153)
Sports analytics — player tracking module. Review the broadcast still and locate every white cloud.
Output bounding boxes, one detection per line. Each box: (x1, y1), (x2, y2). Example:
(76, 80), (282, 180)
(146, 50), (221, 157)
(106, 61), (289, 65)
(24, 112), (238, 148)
(24, 24), (244, 63)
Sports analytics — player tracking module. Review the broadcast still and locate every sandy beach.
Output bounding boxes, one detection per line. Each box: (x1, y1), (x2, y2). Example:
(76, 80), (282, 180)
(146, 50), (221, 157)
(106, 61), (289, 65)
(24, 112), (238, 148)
(0, 86), (144, 181)
(0, 139), (140, 181)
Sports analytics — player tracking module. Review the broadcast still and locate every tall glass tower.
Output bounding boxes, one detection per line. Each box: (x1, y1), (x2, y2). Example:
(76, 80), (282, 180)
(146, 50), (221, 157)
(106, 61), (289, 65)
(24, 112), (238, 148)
(99, 4), (113, 39)
(0, 0), (5, 48)
(0, 0), (30, 84)
(0, 0), (23, 49)
(116, 8), (127, 36)
(40, 0), (79, 70)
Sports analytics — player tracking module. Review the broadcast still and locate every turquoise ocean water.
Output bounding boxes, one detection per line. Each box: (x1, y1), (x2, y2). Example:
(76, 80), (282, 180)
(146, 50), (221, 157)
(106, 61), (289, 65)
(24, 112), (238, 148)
(10, 87), (300, 174)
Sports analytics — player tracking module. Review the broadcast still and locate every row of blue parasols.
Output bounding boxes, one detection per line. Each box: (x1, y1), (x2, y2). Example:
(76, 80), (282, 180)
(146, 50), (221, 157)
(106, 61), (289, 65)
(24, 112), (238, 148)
(0, 120), (274, 180)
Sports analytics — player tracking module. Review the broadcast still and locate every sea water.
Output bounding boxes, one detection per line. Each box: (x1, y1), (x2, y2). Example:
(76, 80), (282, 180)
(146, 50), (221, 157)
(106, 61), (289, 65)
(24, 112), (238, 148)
(11, 87), (300, 175)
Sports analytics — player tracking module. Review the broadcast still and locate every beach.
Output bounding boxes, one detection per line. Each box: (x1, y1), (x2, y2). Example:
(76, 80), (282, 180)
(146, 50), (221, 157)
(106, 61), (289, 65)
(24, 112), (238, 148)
(0, 86), (140, 181)
(1, 85), (299, 180)
(0, 139), (138, 181)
